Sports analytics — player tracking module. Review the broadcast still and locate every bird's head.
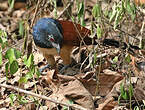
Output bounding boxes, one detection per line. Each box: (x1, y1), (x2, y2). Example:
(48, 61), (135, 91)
(47, 34), (61, 54)
(32, 18), (63, 55)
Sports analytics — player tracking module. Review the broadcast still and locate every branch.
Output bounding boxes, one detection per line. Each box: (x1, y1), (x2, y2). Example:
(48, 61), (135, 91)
(57, 0), (73, 19)
(0, 83), (87, 110)
(30, 0), (40, 28)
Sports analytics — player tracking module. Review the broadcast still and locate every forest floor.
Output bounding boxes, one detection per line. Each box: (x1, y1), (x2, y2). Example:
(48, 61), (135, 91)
(0, 0), (145, 110)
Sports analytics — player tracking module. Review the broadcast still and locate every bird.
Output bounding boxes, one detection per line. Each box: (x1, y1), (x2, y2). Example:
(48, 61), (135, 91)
(32, 18), (93, 72)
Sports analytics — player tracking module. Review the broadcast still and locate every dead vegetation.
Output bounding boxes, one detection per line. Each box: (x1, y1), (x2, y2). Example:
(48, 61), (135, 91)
(0, 0), (145, 110)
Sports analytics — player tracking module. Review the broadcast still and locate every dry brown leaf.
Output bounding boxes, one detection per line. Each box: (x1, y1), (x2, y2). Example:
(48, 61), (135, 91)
(46, 70), (95, 109)
(134, 77), (145, 100)
(0, 1), (8, 11)
(134, 0), (145, 5)
(80, 70), (123, 96)
(134, 87), (145, 100)
(14, 2), (26, 10)
(130, 55), (145, 77)
(20, 103), (36, 110)
(97, 97), (118, 110)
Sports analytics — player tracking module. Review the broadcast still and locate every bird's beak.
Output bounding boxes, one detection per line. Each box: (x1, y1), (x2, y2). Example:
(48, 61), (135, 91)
(51, 42), (61, 54)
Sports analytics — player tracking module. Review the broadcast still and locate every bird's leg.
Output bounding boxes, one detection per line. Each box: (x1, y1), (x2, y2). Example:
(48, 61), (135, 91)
(59, 64), (70, 74)
(39, 64), (51, 73)
(59, 45), (73, 74)
(39, 54), (56, 73)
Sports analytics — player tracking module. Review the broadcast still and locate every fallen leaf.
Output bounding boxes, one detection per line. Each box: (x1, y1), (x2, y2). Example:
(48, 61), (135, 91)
(46, 71), (95, 109)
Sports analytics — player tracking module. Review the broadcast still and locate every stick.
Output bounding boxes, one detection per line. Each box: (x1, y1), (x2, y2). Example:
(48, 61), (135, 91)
(57, 0), (73, 19)
(0, 83), (87, 110)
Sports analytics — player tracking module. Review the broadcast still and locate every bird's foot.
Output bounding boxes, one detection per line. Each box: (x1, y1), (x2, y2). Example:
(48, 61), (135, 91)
(59, 64), (70, 74)
(39, 64), (51, 73)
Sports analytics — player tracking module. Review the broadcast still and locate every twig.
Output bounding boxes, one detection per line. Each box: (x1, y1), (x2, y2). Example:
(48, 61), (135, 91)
(57, 0), (73, 19)
(30, 0), (40, 28)
(101, 17), (140, 41)
(0, 83), (87, 110)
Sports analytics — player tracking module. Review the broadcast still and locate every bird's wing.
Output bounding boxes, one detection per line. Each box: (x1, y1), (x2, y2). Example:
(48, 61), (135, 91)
(58, 20), (92, 46)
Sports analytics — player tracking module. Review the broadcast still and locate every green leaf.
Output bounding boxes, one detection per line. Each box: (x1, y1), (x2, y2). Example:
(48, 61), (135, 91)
(122, 91), (128, 100)
(129, 84), (133, 98)
(23, 55), (27, 65)
(118, 94), (121, 104)
(53, 0), (57, 18)
(120, 83), (129, 100)
(8, 0), (15, 9)
(36, 69), (41, 78)
(0, 29), (7, 38)
(1, 37), (7, 44)
(120, 83), (125, 96)
(126, 0), (132, 14)
(134, 106), (140, 110)
(19, 20), (24, 37)
(97, 25), (102, 38)
(78, 1), (84, 25)
(68, 100), (74, 104)
(93, 52), (97, 65)
(63, 100), (74, 110)
(10, 60), (19, 74)
(14, 49), (21, 59)
(113, 56), (118, 63)
(25, 67), (35, 80)
(25, 54), (34, 68)
(19, 76), (28, 83)
(0, 51), (2, 66)
(80, 16), (85, 26)
(5, 62), (9, 76)
(125, 54), (131, 63)
(25, 72), (33, 80)
(121, 0), (125, 13)
(5, 48), (16, 64)
(114, 8), (121, 29)
(92, 4), (101, 19)
(112, 63), (117, 68)
(18, 95), (28, 104)
(126, 0), (136, 20)
(78, 2), (84, 18)
(109, 4), (117, 22)
(9, 93), (16, 106)
(0, 37), (2, 43)
(104, 10), (109, 17)
(0, 30), (8, 48)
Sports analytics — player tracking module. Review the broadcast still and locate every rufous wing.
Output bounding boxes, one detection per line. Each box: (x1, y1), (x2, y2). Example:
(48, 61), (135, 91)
(58, 20), (92, 46)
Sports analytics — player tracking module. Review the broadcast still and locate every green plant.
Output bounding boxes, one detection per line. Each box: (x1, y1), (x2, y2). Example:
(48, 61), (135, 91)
(109, 0), (136, 29)
(134, 106), (139, 110)
(92, 4), (101, 20)
(9, 93), (17, 106)
(112, 56), (118, 68)
(18, 20), (25, 38)
(53, 0), (58, 18)
(4, 48), (21, 76)
(0, 29), (8, 48)
(8, 0), (15, 9)
(91, 3), (103, 39)
(63, 100), (74, 110)
(17, 95), (28, 104)
(19, 54), (40, 84)
(77, 1), (85, 26)
(118, 83), (133, 103)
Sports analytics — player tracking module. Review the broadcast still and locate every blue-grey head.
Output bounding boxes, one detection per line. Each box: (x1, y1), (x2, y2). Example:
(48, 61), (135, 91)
(32, 18), (63, 54)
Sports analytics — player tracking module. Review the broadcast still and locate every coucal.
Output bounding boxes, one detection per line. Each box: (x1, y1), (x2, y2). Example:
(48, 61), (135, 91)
(32, 18), (93, 72)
